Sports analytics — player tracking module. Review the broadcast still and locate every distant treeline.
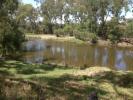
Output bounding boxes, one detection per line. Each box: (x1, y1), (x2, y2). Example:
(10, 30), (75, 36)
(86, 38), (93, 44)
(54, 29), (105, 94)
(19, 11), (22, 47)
(17, 0), (133, 41)
(0, 0), (133, 56)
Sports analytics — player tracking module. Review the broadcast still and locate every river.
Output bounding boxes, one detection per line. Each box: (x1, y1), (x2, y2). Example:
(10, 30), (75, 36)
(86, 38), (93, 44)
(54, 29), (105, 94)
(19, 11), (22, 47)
(22, 39), (133, 71)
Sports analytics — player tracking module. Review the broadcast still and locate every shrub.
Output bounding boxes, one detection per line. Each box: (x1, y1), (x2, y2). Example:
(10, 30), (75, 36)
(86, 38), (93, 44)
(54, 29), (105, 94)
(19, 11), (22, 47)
(90, 33), (98, 44)
(108, 27), (122, 44)
(74, 30), (98, 43)
(74, 31), (90, 41)
(54, 24), (74, 37)
(125, 20), (133, 38)
(54, 28), (65, 37)
(63, 24), (74, 36)
(0, 21), (25, 56)
(107, 18), (123, 43)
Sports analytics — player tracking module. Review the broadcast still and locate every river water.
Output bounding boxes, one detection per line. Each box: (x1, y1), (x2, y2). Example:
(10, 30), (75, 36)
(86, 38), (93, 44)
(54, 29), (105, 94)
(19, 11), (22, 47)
(22, 39), (133, 71)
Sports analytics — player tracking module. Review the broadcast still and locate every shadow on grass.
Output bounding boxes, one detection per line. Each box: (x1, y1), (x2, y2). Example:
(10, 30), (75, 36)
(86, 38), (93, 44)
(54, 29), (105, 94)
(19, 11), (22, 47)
(0, 61), (56, 75)
(0, 70), (13, 77)
(88, 71), (133, 99)
(93, 71), (133, 88)
(0, 72), (107, 100)
(30, 74), (107, 100)
(0, 60), (73, 75)
(0, 60), (133, 99)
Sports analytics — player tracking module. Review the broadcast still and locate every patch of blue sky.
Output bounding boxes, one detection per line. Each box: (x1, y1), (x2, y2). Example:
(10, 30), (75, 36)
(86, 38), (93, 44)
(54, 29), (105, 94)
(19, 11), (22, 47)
(22, 0), (40, 8)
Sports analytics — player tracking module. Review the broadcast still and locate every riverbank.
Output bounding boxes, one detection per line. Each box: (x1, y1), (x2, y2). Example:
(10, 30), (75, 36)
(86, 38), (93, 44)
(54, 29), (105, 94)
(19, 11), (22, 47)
(26, 34), (84, 44)
(0, 60), (133, 99)
(26, 34), (133, 48)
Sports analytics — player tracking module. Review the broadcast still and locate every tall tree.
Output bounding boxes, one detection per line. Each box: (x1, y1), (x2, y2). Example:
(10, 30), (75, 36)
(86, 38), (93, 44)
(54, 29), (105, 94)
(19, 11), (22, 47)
(39, 0), (131, 39)
(16, 3), (40, 33)
(41, 0), (57, 34)
(0, 0), (25, 56)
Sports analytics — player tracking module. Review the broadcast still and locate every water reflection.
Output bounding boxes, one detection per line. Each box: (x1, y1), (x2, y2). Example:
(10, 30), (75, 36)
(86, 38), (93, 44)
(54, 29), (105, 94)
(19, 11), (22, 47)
(23, 40), (45, 51)
(22, 40), (133, 71)
(102, 48), (108, 66)
(115, 51), (126, 71)
(94, 48), (99, 65)
(24, 52), (44, 64)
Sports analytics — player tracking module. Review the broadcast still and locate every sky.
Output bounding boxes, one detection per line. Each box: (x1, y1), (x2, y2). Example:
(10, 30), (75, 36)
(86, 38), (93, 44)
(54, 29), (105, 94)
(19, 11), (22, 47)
(22, 0), (133, 19)
(22, 0), (39, 8)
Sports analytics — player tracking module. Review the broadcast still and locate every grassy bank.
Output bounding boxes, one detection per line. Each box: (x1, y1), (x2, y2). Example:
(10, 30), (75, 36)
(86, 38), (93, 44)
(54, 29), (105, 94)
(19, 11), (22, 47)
(26, 34), (133, 47)
(0, 60), (133, 100)
(26, 34), (85, 44)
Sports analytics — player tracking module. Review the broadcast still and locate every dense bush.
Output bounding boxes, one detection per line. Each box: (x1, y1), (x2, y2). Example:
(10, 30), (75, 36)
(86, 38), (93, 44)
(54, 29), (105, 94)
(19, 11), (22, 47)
(125, 20), (133, 38)
(74, 31), (90, 41)
(63, 24), (74, 36)
(0, 0), (25, 57)
(90, 33), (98, 43)
(0, 24), (25, 56)
(54, 24), (74, 37)
(107, 18), (124, 43)
(54, 28), (65, 37)
(74, 30), (98, 43)
(108, 27), (122, 43)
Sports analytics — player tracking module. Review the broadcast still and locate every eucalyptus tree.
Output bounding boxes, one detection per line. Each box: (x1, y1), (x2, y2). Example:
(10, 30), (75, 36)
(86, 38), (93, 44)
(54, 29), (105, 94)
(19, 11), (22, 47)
(85, 0), (130, 39)
(0, 0), (25, 56)
(41, 0), (57, 33)
(16, 3), (40, 33)
(97, 0), (110, 38)
(106, 0), (130, 41)
(38, 0), (132, 39)
(16, 4), (33, 33)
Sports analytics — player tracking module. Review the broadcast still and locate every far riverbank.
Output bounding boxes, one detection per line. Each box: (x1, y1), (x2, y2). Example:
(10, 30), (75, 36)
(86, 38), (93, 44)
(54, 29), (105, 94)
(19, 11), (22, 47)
(26, 34), (133, 48)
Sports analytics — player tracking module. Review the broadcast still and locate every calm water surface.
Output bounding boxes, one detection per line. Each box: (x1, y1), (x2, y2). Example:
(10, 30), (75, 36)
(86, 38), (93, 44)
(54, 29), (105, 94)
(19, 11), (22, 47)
(22, 40), (133, 71)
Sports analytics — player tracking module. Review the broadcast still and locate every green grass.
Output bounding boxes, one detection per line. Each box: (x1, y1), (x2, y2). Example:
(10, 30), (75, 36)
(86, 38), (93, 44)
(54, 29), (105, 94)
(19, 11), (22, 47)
(0, 60), (133, 100)
(26, 34), (86, 44)
(26, 32), (35, 35)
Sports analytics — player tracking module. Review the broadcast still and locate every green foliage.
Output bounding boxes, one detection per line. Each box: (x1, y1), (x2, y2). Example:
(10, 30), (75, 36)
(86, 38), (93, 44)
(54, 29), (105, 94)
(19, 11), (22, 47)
(73, 22), (98, 43)
(0, 60), (133, 100)
(90, 33), (98, 43)
(0, 21), (25, 56)
(107, 18), (124, 43)
(63, 24), (74, 36)
(43, 22), (53, 34)
(54, 28), (65, 37)
(16, 3), (39, 34)
(125, 19), (133, 37)
(0, 0), (25, 56)
(54, 24), (74, 37)
(39, 0), (131, 41)
(0, 0), (131, 52)
(74, 30), (98, 42)
(108, 27), (122, 43)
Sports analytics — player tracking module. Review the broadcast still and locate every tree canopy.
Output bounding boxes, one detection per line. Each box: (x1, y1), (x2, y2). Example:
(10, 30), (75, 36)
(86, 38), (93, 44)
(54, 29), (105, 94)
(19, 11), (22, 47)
(0, 0), (133, 57)
(39, 0), (132, 37)
(0, 0), (25, 56)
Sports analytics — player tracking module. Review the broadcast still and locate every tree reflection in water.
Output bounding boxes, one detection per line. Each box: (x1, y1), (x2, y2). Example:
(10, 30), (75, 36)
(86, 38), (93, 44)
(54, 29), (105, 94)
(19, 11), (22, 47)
(115, 51), (126, 71)
(22, 40), (133, 71)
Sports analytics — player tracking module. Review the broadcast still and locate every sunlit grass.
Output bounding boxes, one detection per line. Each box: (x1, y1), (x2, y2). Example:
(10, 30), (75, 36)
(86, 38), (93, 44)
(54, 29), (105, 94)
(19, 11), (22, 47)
(0, 60), (133, 100)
